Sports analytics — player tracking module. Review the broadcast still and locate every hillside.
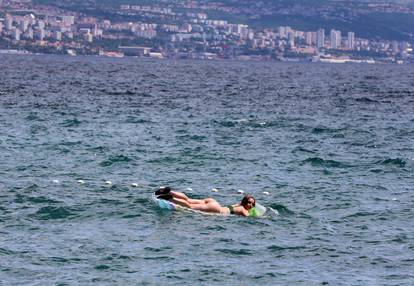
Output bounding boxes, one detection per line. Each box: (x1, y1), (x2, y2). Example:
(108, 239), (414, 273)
(31, 0), (414, 41)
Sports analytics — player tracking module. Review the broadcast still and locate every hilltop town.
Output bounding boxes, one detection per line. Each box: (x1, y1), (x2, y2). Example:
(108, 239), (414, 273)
(0, 0), (413, 63)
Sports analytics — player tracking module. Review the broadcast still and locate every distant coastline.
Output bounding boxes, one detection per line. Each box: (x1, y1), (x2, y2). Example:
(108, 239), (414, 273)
(0, 48), (407, 65)
(1, 0), (413, 64)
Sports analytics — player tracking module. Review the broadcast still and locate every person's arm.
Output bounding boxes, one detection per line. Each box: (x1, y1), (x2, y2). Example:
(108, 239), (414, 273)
(171, 191), (190, 200)
(171, 197), (192, 209)
(234, 205), (249, 216)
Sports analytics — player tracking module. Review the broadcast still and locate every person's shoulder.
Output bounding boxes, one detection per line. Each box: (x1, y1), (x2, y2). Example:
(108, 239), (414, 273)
(234, 205), (249, 216)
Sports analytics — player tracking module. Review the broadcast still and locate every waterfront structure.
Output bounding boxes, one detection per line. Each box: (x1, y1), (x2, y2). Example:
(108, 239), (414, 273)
(25, 27), (33, 39)
(36, 28), (45, 40)
(38, 21), (45, 30)
(305, 31), (313, 46)
(392, 41), (399, 53)
(330, 29), (341, 49)
(134, 29), (157, 39)
(54, 31), (62, 41)
(278, 26), (292, 39)
(61, 15), (75, 26)
(19, 19), (29, 32)
(348, 32), (355, 50)
(13, 28), (20, 41)
(287, 31), (295, 48)
(316, 28), (325, 49)
(118, 46), (151, 56)
(5, 14), (13, 30)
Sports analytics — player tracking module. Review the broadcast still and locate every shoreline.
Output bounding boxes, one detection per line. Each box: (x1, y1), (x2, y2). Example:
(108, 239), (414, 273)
(0, 49), (408, 65)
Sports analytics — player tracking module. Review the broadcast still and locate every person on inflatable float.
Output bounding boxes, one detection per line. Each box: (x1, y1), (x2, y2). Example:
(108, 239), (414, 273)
(155, 186), (256, 216)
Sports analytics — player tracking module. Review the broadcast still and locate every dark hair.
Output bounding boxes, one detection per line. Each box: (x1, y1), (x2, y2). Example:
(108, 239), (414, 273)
(161, 186), (171, 192)
(241, 195), (255, 208)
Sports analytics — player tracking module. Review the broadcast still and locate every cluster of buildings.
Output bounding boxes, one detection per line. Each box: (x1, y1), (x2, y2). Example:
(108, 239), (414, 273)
(1, 13), (79, 42)
(278, 27), (411, 62)
(0, 1), (412, 63)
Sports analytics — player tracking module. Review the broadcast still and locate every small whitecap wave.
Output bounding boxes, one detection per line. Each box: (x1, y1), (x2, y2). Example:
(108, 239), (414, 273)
(213, 120), (237, 127)
(25, 113), (43, 121)
(267, 245), (306, 252)
(124, 117), (150, 124)
(291, 147), (316, 154)
(61, 118), (81, 127)
(99, 155), (133, 167)
(106, 90), (136, 96)
(375, 158), (406, 168)
(14, 194), (60, 204)
(215, 248), (252, 256)
(311, 126), (343, 134)
(355, 97), (379, 103)
(301, 157), (350, 168)
(342, 211), (378, 219)
(33, 206), (76, 220)
(268, 203), (294, 215)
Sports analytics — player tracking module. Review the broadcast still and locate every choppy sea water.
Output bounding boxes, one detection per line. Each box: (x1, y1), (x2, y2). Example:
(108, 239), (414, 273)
(0, 54), (413, 285)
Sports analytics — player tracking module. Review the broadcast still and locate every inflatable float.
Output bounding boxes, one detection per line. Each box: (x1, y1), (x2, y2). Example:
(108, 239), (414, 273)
(151, 194), (267, 217)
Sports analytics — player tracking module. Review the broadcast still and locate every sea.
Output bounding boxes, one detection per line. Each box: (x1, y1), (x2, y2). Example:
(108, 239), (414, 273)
(0, 54), (413, 286)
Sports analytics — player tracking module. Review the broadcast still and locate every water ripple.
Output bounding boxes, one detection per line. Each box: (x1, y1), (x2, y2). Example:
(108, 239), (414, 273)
(1, 55), (413, 286)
